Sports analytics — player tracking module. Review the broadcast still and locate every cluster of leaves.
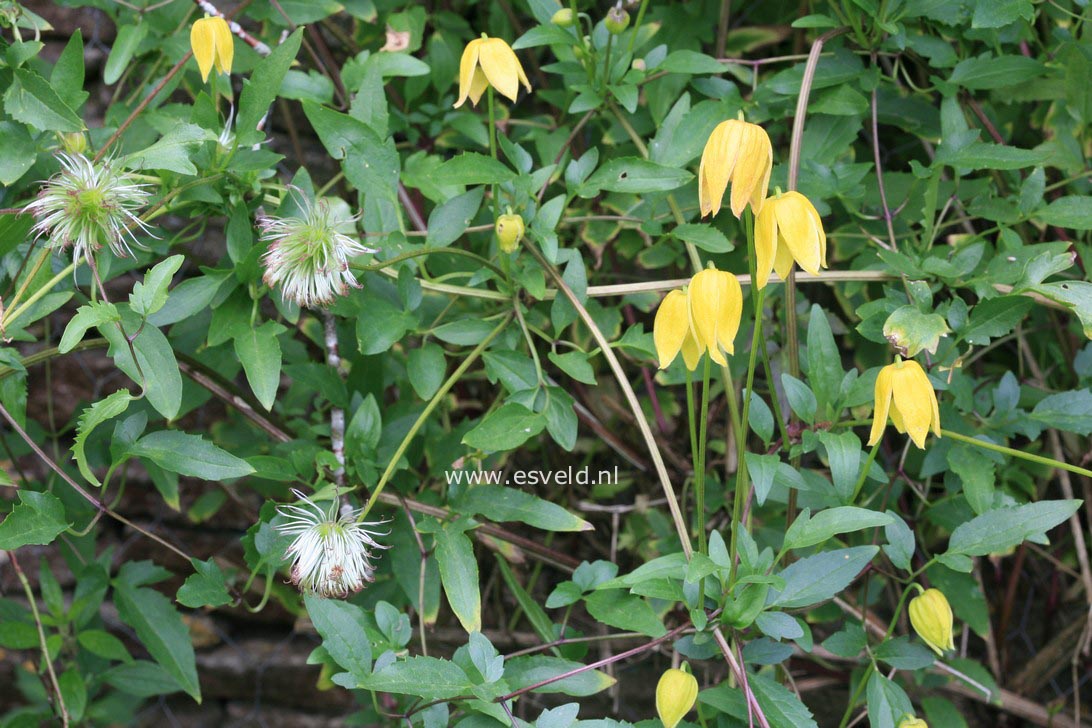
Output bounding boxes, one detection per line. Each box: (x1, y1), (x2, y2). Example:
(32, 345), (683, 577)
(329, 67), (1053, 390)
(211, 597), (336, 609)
(0, 0), (1090, 726)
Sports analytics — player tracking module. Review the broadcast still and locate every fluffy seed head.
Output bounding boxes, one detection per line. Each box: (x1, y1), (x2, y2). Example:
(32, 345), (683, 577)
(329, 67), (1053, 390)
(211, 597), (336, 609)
(26, 153), (153, 271)
(275, 489), (389, 599)
(259, 196), (376, 309)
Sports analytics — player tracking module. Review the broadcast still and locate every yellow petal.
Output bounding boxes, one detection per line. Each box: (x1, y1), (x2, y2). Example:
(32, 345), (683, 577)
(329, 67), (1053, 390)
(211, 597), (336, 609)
(454, 38), (482, 108)
(749, 133), (773, 216)
(468, 67), (489, 106)
(867, 364), (894, 446)
(753, 202), (777, 290)
(891, 360), (934, 449)
(772, 239), (795, 282)
(806, 199), (828, 267)
(688, 269), (724, 364)
(212, 17), (234, 76)
(681, 329), (702, 371)
(775, 191), (822, 275)
(478, 37), (521, 102)
(191, 18), (216, 83)
(698, 121), (740, 219)
(729, 123), (771, 218)
(656, 668), (699, 728)
(713, 270), (743, 356)
(653, 290), (690, 369)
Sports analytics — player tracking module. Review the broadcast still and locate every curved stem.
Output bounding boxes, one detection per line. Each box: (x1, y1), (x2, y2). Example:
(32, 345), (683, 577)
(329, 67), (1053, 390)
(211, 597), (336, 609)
(940, 429), (1092, 479)
(359, 314), (512, 521)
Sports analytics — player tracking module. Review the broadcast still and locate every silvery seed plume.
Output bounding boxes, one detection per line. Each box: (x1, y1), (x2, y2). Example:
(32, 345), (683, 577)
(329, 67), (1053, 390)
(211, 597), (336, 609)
(25, 153), (153, 271)
(275, 489), (389, 599)
(259, 196), (376, 308)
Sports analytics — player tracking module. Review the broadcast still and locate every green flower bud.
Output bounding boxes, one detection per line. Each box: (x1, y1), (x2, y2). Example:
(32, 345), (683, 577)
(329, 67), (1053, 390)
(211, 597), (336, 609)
(656, 667), (698, 728)
(495, 213), (525, 253)
(605, 5), (630, 34)
(898, 717), (929, 728)
(60, 132), (88, 155)
(908, 587), (955, 656)
(551, 8), (574, 26)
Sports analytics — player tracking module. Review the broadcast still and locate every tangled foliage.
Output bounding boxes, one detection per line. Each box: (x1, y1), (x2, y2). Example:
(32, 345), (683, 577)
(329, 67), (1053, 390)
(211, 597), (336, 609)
(0, 0), (1090, 726)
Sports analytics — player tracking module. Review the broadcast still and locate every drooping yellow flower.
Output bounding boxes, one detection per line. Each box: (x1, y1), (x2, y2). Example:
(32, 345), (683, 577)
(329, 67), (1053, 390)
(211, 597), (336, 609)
(754, 190), (827, 289)
(454, 34), (531, 108)
(908, 587), (955, 656)
(655, 667), (698, 728)
(688, 267), (743, 366)
(190, 15), (234, 82)
(898, 718), (929, 728)
(653, 289), (701, 371)
(867, 359), (941, 449)
(698, 118), (773, 219)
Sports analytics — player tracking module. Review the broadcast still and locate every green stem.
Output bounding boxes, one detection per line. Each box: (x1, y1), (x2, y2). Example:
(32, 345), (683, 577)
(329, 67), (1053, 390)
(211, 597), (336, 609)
(1, 262), (75, 332)
(487, 87), (499, 220)
(359, 314), (512, 521)
(353, 246), (506, 280)
(940, 429), (1092, 479)
(601, 33), (614, 92)
(696, 356), (711, 556)
(837, 663), (874, 728)
(686, 368), (698, 471)
(625, 0), (650, 56)
(851, 441), (882, 502)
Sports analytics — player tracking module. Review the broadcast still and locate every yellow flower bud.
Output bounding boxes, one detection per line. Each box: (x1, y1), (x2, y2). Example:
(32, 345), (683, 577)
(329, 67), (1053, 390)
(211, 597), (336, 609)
(551, 8), (575, 26)
(495, 213), (525, 253)
(908, 587), (955, 656)
(868, 359), (941, 449)
(656, 667), (698, 728)
(190, 15), (234, 83)
(698, 118), (772, 219)
(454, 34), (531, 108)
(898, 717), (929, 728)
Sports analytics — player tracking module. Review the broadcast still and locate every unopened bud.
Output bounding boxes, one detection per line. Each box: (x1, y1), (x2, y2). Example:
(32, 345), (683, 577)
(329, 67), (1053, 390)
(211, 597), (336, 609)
(605, 5), (630, 34)
(898, 718), (929, 728)
(656, 667), (698, 728)
(551, 8), (574, 26)
(495, 213), (525, 253)
(908, 587), (954, 656)
(632, 58), (646, 71)
(60, 132), (88, 155)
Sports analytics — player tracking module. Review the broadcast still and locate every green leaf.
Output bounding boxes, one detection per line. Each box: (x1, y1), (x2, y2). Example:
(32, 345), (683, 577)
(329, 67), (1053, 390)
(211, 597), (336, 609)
(104, 23), (148, 85)
(547, 350), (596, 385)
(60, 301), (119, 354)
(123, 124), (215, 175)
(866, 671), (914, 728)
(495, 556), (556, 645)
(72, 390), (133, 487)
(453, 485), (592, 532)
(816, 430), (861, 502)
(1030, 280), (1092, 338)
(102, 661), (182, 697)
(946, 500), (1081, 556)
(129, 255), (184, 318)
(0, 121), (38, 185)
(1036, 196), (1092, 230)
(1031, 390), (1092, 434)
(435, 152), (516, 186)
(768, 546), (879, 608)
(504, 656), (616, 697)
(233, 321), (284, 411)
(4, 67), (84, 132)
(948, 443), (996, 514)
(749, 671), (820, 728)
(948, 54), (1043, 90)
(780, 374), (817, 424)
(237, 29), (304, 146)
(129, 430), (255, 480)
(578, 157), (693, 196)
(304, 593), (373, 681)
(672, 223), (732, 253)
(962, 296), (1033, 345)
(0, 491), (70, 550)
(113, 582), (200, 702)
(585, 590), (666, 637)
(355, 295), (414, 355)
(782, 507), (892, 551)
(882, 305), (950, 357)
(425, 188), (484, 247)
(176, 558), (232, 608)
(99, 315), (182, 420)
(972, 0), (1034, 28)
(874, 636), (935, 669)
(434, 522), (481, 633)
(940, 141), (1042, 171)
(353, 656), (471, 699)
(806, 304), (842, 413)
(77, 629), (132, 663)
(462, 403), (547, 452)
(407, 342), (446, 399)
(883, 511), (915, 571)
(659, 50), (726, 74)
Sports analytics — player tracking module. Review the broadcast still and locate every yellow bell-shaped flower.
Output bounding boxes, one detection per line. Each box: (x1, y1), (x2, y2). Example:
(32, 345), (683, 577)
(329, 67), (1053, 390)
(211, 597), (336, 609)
(898, 718), (929, 728)
(698, 118), (773, 219)
(653, 289), (702, 371)
(454, 34), (531, 108)
(655, 667), (698, 728)
(688, 267), (743, 367)
(908, 587), (955, 656)
(867, 359), (941, 449)
(754, 190), (827, 289)
(190, 15), (234, 82)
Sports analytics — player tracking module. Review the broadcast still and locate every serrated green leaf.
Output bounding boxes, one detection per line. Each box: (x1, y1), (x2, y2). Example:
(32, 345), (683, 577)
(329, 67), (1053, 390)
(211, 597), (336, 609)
(72, 390), (133, 487)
